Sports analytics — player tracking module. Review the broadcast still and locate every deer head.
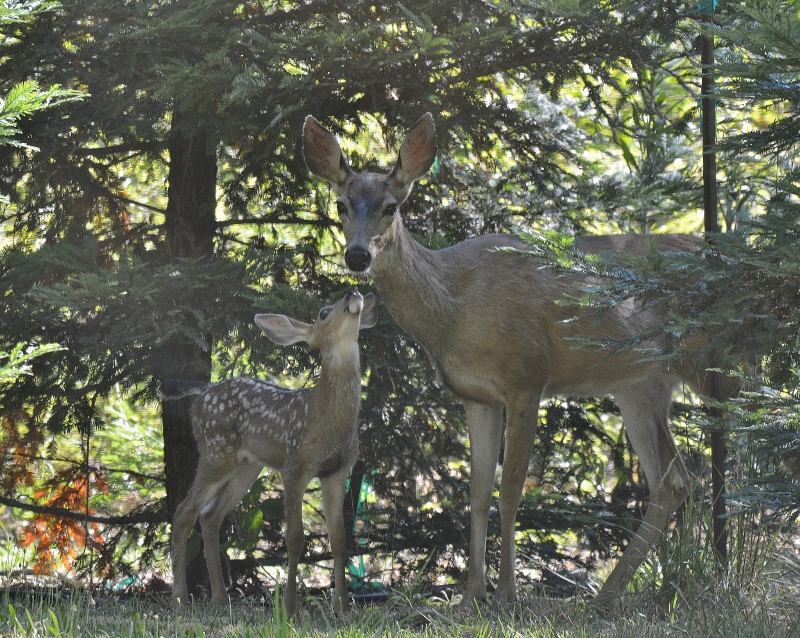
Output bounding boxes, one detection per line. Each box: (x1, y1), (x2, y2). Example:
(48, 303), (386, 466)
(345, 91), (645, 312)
(303, 114), (438, 273)
(255, 290), (377, 353)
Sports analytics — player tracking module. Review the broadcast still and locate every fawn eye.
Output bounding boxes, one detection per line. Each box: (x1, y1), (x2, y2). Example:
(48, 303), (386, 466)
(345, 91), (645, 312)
(319, 308), (332, 321)
(383, 203), (398, 218)
(336, 201), (348, 218)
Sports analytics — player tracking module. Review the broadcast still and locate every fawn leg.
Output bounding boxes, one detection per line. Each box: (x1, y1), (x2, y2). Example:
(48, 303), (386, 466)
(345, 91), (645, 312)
(172, 462), (229, 607)
(199, 462), (263, 607)
(320, 465), (352, 614)
(282, 474), (309, 618)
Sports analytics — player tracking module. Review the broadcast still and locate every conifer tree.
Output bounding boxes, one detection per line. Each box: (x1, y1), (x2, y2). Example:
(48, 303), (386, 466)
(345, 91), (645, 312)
(1, 0), (715, 593)
(549, 0), (800, 527)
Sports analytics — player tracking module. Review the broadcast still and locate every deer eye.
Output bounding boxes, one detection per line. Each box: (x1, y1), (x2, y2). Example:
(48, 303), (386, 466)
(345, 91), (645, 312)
(336, 201), (348, 218)
(383, 203), (398, 218)
(319, 308), (332, 321)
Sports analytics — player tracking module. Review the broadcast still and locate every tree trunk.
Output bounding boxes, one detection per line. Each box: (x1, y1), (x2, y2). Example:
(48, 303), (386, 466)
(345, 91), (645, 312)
(161, 109), (217, 594)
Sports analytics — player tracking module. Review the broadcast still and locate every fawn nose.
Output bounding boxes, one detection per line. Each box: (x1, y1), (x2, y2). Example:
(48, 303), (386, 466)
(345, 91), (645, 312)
(344, 290), (363, 313)
(345, 247), (371, 272)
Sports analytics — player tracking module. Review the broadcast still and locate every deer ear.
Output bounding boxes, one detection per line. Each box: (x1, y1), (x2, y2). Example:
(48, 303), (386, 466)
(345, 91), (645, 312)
(303, 115), (352, 188)
(390, 113), (437, 188)
(359, 293), (378, 330)
(254, 314), (312, 345)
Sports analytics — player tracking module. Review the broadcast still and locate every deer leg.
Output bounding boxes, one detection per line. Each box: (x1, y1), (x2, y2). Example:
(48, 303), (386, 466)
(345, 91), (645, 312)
(172, 494), (204, 608)
(495, 395), (540, 603)
(171, 463), (229, 608)
(199, 462), (263, 607)
(282, 474), (308, 618)
(598, 378), (690, 603)
(320, 466), (352, 614)
(461, 400), (504, 606)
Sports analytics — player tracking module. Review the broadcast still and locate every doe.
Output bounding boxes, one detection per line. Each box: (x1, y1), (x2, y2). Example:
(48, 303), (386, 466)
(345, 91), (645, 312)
(170, 290), (377, 617)
(302, 113), (729, 608)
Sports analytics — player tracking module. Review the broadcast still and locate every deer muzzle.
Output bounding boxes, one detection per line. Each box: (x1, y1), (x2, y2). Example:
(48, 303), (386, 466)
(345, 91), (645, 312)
(344, 290), (364, 313)
(345, 246), (371, 272)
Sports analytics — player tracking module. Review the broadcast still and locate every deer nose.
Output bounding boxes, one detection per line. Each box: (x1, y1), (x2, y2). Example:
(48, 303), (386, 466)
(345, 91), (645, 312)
(344, 290), (363, 313)
(345, 247), (371, 272)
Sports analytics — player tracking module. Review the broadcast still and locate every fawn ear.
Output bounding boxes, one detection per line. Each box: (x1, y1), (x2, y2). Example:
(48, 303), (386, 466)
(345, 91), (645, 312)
(359, 293), (378, 330)
(254, 314), (312, 345)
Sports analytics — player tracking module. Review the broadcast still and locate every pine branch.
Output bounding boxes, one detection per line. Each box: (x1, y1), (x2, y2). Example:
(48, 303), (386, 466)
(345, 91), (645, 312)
(0, 495), (168, 526)
(71, 141), (162, 159)
(216, 215), (336, 229)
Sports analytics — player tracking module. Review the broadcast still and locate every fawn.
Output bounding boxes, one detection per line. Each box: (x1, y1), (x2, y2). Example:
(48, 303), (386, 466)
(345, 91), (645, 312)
(170, 290), (377, 617)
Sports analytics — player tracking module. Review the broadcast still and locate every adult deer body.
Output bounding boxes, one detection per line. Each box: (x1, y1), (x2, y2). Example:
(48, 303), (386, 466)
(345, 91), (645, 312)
(170, 291), (377, 616)
(303, 113), (712, 606)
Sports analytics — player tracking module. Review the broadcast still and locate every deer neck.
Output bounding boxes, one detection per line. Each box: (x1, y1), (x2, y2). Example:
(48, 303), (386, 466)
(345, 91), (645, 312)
(312, 345), (362, 423)
(370, 215), (455, 349)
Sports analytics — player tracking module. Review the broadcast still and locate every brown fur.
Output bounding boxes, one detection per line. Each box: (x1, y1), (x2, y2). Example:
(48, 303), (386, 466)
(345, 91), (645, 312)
(170, 292), (377, 616)
(302, 114), (735, 607)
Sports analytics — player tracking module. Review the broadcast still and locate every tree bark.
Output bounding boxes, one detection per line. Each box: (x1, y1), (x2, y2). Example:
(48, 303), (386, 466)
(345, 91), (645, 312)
(700, 5), (728, 567)
(160, 109), (218, 593)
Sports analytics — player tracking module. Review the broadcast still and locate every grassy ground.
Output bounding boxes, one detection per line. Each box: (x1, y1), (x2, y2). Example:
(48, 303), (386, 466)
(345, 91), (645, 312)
(3, 510), (799, 638)
(1, 575), (798, 638)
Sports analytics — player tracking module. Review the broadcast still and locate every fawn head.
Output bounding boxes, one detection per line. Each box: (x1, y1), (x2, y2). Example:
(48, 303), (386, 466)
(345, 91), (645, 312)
(302, 114), (438, 273)
(254, 291), (377, 357)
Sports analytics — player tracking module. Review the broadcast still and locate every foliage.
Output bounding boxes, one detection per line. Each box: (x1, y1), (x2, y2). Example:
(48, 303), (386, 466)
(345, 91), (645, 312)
(0, 2), (81, 151)
(711, 0), (800, 156)
(523, 0), (800, 540)
(0, 0), (795, 604)
(0, 81), (80, 151)
(16, 465), (106, 576)
(0, 343), (62, 388)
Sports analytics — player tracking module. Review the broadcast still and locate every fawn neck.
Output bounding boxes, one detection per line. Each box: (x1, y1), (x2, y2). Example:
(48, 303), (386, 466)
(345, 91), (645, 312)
(310, 343), (362, 426)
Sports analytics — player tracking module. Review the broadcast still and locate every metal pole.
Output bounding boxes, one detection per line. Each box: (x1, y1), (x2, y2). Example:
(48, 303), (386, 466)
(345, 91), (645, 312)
(700, 1), (728, 566)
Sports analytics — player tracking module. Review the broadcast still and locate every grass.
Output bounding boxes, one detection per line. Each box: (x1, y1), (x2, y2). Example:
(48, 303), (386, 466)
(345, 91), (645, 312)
(2, 478), (798, 637)
(1, 570), (798, 638)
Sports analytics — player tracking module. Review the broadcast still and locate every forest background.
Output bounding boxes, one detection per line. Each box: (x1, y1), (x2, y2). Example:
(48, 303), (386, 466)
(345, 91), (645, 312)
(0, 0), (798, 608)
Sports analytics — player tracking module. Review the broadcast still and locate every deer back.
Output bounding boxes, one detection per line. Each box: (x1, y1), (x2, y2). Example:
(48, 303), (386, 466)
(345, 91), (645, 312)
(191, 378), (306, 469)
